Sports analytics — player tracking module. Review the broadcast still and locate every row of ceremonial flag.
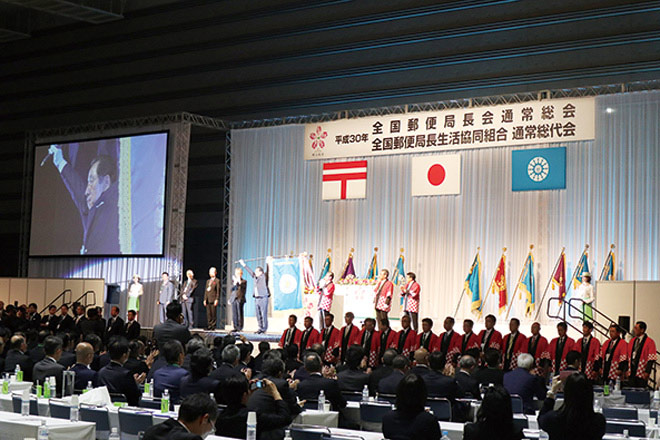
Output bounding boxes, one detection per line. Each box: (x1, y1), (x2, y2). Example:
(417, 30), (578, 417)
(464, 244), (616, 318)
(272, 244), (615, 313)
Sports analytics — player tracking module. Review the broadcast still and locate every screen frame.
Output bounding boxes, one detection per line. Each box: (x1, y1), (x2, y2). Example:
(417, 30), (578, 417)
(28, 129), (171, 258)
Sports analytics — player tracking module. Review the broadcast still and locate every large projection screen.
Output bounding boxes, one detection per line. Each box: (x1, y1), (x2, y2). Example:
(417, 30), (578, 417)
(29, 131), (169, 257)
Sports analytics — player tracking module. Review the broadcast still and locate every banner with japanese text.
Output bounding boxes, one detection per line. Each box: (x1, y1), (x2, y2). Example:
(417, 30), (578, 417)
(304, 97), (595, 160)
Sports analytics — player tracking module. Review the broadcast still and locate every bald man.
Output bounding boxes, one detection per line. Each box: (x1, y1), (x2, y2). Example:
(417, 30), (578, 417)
(411, 348), (431, 378)
(71, 342), (98, 391)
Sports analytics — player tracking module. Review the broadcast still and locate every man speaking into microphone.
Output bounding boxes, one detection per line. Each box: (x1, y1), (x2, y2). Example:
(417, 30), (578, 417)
(47, 145), (120, 255)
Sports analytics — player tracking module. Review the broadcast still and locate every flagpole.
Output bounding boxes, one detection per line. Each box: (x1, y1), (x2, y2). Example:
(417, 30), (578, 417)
(453, 247), (479, 318)
(506, 245), (533, 320)
(599, 244), (615, 281)
(568, 244), (589, 292)
(480, 248), (506, 314)
(534, 247), (565, 322)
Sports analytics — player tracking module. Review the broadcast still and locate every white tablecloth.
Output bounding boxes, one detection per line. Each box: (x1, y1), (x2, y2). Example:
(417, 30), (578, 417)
(0, 410), (95, 440)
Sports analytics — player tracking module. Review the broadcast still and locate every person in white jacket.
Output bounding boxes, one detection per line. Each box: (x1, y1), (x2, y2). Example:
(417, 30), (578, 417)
(576, 272), (594, 320)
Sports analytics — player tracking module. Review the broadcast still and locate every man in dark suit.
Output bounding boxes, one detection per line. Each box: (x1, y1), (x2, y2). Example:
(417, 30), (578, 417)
(337, 345), (369, 392)
(369, 348), (397, 395)
(410, 348), (432, 378)
(503, 352), (547, 414)
(229, 267), (247, 332)
(203, 267), (221, 330)
(48, 148), (120, 254)
(296, 352), (346, 411)
(32, 335), (65, 397)
(252, 341), (270, 374)
(41, 305), (60, 333)
(153, 303), (192, 348)
(71, 342), (98, 391)
(455, 354), (481, 400)
(253, 355), (302, 418)
(29, 330), (49, 364)
(56, 333), (76, 369)
(124, 310), (141, 340)
(4, 335), (33, 381)
(209, 344), (244, 403)
(97, 337), (141, 406)
(425, 351), (459, 400)
(378, 355), (409, 395)
(180, 269), (198, 329)
(56, 305), (75, 333)
(80, 308), (105, 338)
(105, 306), (125, 341)
(27, 303), (41, 330)
(474, 348), (504, 386)
(158, 272), (176, 324)
(143, 393), (219, 440)
(153, 340), (189, 404)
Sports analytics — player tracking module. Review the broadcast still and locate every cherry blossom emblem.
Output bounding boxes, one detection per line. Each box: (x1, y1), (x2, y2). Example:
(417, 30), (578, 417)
(309, 126), (328, 149)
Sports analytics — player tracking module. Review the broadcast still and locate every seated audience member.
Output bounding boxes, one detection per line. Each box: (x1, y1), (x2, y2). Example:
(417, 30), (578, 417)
(296, 352), (346, 410)
(425, 351), (459, 400)
(464, 385), (523, 440)
(153, 303), (192, 348)
(80, 307), (104, 339)
(378, 354), (409, 395)
(382, 373), (441, 440)
(539, 372), (606, 440)
(71, 342), (98, 390)
(97, 337), (141, 406)
(474, 348), (504, 386)
(4, 335), (33, 381)
(236, 341), (254, 375)
(369, 348), (397, 395)
(559, 350), (581, 383)
(143, 393), (218, 440)
(32, 335), (65, 397)
(182, 337), (205, 371)
(255, 355), (302, 417)
(56, 332), (76, 368)
(209, 344), (243, 403)
(124, 340), (149, 376)
(253, 341), (271, 373)
(180, 348), (221, 401)
(284, 344), (302, 374)
(503, 353), (546, 415)
(410, 348), (431, 377)
(455, 354), (481, 400)
(83, 333), (103, 371)
(153, 340), (189, 403)
(293, 344), (325, 382)
(337, 345), (369, 392)
(216, 375), (291, 440)
(29, 330), (49, 364)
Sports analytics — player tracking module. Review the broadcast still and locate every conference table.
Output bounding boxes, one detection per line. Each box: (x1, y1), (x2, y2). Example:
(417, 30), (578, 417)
(0, 410), (95, 440)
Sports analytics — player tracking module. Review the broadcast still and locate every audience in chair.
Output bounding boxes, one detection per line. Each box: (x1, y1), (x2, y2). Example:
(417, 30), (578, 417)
(143, 393), (218, 440)
(180, 347), (221, 402)
(538, 372), (606, 440)
(503, 353), (546, 415)
(382, 373), (442, 440)
(463, 385), (523, 440)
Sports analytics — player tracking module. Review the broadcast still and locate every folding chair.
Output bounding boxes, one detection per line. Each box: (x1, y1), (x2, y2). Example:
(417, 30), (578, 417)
(80, 405), (111, 440)
(510, 394), (524, 414)
(358, 401), (392, 432)
(48, 400), (71, 419)
(605, 419), (646, 437)
(427, 397), (451, 421)
(341, 391), (363, 402)
(118, 408), (153, 440)
(603, 406), (638, 420)
(288, 424), (330, 440)
(11, 395), (39, 415)
(622, 389), (651, 405)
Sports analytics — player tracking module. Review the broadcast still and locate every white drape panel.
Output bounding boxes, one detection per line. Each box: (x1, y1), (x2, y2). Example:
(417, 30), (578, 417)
(230, 91), (659, 331)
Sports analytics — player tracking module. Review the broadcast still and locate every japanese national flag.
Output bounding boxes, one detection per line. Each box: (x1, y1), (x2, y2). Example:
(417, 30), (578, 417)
(411, 154), (461, 196)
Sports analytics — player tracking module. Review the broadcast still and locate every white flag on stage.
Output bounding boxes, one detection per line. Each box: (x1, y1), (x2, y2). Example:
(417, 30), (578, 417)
(411, 154), (461, 196)
(322, 160), (367, 200)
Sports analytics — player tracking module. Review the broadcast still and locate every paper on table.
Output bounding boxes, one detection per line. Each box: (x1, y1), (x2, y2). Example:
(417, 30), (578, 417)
(78, 386), (112, 406)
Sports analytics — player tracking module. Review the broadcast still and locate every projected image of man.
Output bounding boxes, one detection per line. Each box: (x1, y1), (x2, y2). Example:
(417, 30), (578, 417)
(48, 145), (119, 254)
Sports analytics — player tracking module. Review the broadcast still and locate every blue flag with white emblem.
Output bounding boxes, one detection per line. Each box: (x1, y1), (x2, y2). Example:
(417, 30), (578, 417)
(512, 147), (566, 191)
(271, 257), (302, 311)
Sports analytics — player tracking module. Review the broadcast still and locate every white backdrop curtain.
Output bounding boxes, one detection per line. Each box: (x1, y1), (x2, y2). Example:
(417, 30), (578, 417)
(230, 91), (659, 334)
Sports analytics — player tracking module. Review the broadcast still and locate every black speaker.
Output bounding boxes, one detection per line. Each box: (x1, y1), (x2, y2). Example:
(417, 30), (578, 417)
(618, 316), (630, 335)
(106, 283), (121, 304)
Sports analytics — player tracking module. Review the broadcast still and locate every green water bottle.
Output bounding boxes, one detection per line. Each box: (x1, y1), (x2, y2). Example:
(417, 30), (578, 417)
(44, 379), (51, 399)
(36, 381), (42, 398)
(2, 375), (8, 394)
(161, 389), (170, 413)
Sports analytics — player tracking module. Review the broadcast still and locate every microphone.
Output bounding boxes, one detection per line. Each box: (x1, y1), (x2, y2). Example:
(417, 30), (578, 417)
(40, 150), (53, 167)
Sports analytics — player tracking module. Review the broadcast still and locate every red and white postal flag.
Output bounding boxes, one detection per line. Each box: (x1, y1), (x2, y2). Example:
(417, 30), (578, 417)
(322, 160), (367, 200)
(411, 154), (461, 196)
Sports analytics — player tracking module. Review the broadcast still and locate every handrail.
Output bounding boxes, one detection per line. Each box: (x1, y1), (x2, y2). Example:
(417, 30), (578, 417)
(71, 290), (96, 308)
(546, 298), (585, 336)
(565, 298), (610, 338)
(39, 289), (71, 315)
